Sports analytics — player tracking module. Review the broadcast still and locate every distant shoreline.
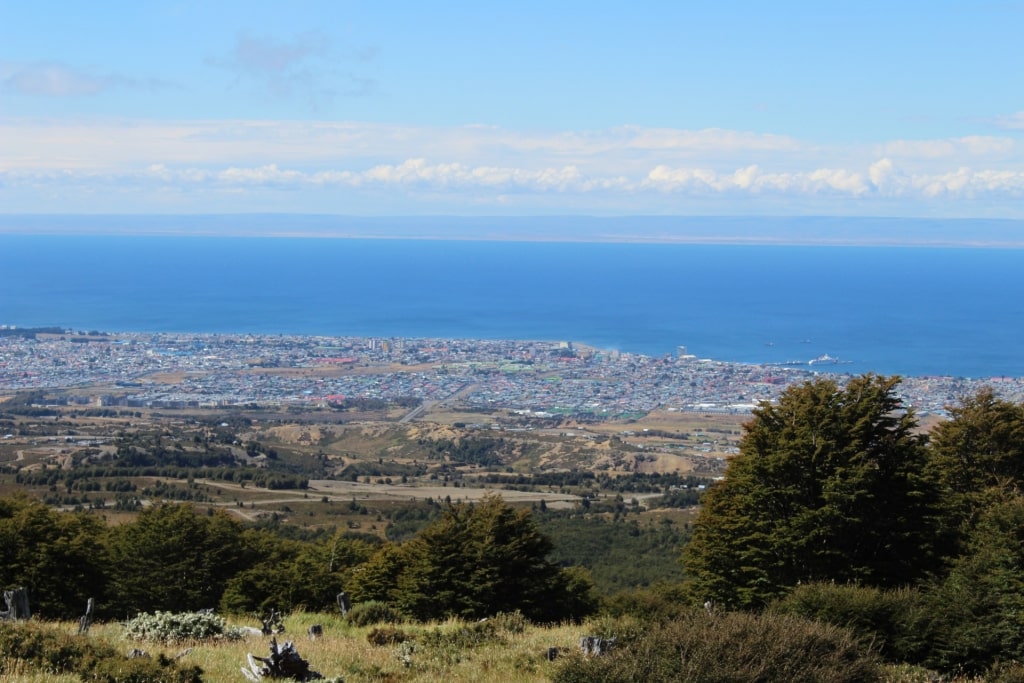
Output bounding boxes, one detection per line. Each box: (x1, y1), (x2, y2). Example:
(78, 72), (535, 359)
(2, 214), (1024, 248)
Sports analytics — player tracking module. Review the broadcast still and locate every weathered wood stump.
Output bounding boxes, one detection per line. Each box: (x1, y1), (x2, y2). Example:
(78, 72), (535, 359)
(336, 592), (350, 616)
(260, 609), (285, 636)
(579, 635), (617, 656)
(78, 597), (95, 635)
(0, 587), (30, 621)
(241, 637), (323, 682)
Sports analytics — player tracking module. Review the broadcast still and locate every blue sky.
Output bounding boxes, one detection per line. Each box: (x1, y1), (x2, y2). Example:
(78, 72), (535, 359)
(2, 1), (1023, 217)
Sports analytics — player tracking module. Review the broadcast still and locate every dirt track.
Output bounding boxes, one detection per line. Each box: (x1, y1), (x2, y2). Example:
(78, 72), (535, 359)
(308, 478), (581, 507)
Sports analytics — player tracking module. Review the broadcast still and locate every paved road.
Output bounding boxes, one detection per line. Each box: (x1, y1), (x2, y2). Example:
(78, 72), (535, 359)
(397, 382), (479, 423)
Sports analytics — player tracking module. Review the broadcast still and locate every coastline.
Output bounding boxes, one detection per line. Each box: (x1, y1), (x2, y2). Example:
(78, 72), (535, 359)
(3, 330), (1023, 419)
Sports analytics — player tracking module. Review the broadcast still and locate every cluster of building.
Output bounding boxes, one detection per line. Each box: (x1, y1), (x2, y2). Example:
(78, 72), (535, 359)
(2, 331), (1022, 417)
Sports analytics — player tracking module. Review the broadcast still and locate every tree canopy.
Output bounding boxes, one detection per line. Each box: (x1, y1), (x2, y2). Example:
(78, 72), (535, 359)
(683, 374), (943, 608)
(107, 503), (250, 614)
(0, 495), (108, 619)
(351, 494), (596, 623)
(928, 387), (1024, 533)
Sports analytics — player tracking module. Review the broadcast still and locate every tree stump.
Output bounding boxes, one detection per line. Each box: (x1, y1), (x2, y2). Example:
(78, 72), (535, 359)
(241, 637), (324, 682)
(336, 592), (350, 616)
(0, 587), (30, 621)
(78, 597), (95, 635)
(260, 609), (285, 635)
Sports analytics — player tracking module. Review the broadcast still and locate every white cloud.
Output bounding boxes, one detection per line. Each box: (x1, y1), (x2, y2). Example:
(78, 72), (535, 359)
(868, 158), (904, 194)
(917, 168), (1024, 198)
(2, 118), (1024, 215)
(217, 164), (303, 185)
(643, 165), (870, 196)
(0, 119), (841, 175)
(878, 136), (1016, 160)
(621, 126), (803, 153)
(25, 157), (1014, 204)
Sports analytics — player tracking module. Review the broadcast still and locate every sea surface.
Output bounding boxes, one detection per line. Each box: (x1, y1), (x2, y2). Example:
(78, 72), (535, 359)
(1, 234), (1022, 378)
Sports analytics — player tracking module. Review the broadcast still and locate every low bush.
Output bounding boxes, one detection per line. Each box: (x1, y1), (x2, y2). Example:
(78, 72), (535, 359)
(771, 582), (929, 663)
(83, 653), (203, 683)
(0, 620), (92, 674)
(366, 626), (410, 646)
(600, 583), (690, 621)
(490, 610), (528, 635)
(985, 661), (1024, 683)
(345, 601), (401, 627)
(419, 620), (499, 650)
(0, 621), (203, 683)
(552, 608), (881, 683)
(123, 611), (243, 643)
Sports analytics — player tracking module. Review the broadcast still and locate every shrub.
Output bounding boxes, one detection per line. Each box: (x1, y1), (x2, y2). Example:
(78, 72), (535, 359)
(986, 661), (1024, 683)
(366, 627), (410, 646)
(491, 610), (528, 635)
(83, 653), (203, 683)
(601, 583), (690, 621)
(0, 621), (203, 683)
(584, 613), (648, 645)
(123, 611), (243, 643)
(419, 620), (500, 650)
(345, 601), (401, 627)
(552, 608), (881, 683)
(0, 621), (92, 674)
(771, 582), (928, 663)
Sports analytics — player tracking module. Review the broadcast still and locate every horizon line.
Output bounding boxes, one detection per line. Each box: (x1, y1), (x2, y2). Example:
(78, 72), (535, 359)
(1, 213), (1023, 248)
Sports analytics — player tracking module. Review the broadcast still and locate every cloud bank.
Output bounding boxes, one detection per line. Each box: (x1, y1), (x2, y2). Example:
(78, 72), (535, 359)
(1, 119), (1022, 215)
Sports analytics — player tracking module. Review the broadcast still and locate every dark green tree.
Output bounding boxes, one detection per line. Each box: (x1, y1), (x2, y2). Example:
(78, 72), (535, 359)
(369, 495), (595, 622)
(0, 495), (108, 619)
(108, 503), (248, 614)
(220, 529), (377, 613)
(922, 493), (1024, 674)
(683, 374), (942, 608)
(347, 542), (408, 604)
(928, 387), (1024, 533)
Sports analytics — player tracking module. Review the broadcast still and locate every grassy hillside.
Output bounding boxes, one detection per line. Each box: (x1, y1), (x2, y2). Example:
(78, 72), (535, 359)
(0, 610), (979, 683)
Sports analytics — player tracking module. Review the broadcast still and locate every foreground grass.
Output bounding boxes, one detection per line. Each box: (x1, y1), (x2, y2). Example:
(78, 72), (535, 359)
(0, 612), (581, 683)
(0, 611), (996, 683)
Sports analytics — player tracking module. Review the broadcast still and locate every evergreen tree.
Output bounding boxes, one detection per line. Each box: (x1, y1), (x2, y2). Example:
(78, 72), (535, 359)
(923, 493), (1024, 674)
(347, 543), (407, 604)
(0, 495), (108, 619)
(683, 375), (942, 608)
(222, 530), (377, 613)
(372, 495), (595, 622)
(108, 503), (248, 614)
(928, 387), (1024, 535)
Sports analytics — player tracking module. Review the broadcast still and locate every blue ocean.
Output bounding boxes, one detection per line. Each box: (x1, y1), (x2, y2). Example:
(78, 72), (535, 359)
(1, 234), (1022, 378)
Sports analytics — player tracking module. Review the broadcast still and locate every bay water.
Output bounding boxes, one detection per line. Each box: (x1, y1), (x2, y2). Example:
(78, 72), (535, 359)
(1, 234), (1021, 378)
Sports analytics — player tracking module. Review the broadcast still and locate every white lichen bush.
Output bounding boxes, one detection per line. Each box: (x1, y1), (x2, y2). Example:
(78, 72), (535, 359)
(123, 610), (245, 643)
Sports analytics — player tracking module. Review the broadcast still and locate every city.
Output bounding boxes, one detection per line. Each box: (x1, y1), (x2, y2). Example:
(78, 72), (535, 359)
(3, 329), (1020, 419)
